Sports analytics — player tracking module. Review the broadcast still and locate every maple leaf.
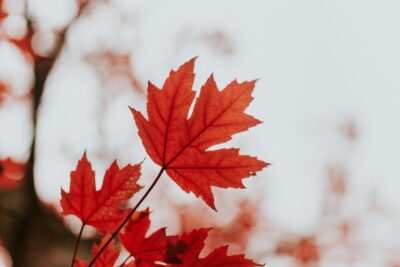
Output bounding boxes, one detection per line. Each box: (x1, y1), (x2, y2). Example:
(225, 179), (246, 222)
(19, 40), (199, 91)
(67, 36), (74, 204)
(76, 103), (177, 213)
(123, 262), (164, 267)
(168, 228), (263, 267)
(75, 235), (120, 267)
(119, 209), (178, 265)
(60, 152), (143, 232)
(173, 199), (260, 254)
(119, 213), (262, 267)
(131, 58), (268, 209)
(0, 158), (25, 190)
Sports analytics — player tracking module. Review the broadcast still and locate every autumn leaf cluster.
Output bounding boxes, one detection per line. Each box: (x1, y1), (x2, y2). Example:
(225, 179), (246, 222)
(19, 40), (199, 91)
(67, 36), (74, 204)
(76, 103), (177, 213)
(60, 58), (268, 266)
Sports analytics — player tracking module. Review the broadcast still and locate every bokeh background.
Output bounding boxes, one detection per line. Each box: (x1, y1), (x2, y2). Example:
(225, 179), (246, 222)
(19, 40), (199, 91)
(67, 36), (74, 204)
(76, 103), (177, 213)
(1, 0), (400, 266)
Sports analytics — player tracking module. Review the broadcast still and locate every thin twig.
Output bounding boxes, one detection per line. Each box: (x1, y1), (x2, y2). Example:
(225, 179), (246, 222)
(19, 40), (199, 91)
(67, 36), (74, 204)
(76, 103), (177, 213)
(88, 167), (165, 266)
(119, 254), (133, 267)
(70, 223), (85, 267)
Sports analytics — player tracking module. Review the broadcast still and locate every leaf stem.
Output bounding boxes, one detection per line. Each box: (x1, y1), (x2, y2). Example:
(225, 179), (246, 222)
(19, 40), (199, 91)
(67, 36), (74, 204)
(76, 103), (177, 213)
(88, 167), (166, 267)
(71, 223), (85, 267)
(118, 254), (133, 267)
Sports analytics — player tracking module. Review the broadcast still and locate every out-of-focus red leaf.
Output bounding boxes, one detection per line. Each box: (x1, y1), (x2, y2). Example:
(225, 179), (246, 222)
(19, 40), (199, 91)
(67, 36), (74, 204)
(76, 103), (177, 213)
(10, 32), (36, 62)
(275, 237), (321, 265)
(210, 200), (260, 253)
(0, 82), (9, 106)
(175, 199), (260, 254)
(175, 203), (212, 233)
(85, 51), (144, 93)
(132, 58), (268, 209)
(202, 30), (234, 55)
(0, 158), (25, 190)
(0, 0), (6, 21)
(60, 152), (143, 232)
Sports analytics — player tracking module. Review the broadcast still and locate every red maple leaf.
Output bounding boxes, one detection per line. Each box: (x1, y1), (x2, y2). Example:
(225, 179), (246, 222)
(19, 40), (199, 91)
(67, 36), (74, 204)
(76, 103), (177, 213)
(169, 228), (263, 267)
(131, 58), (268, 209)
(75, 235), (120, 267)
(60, 152), (143, 232)
(119, 209), (178, 266)
(119, 214), (262, 267)
(0, 158), (25, 190)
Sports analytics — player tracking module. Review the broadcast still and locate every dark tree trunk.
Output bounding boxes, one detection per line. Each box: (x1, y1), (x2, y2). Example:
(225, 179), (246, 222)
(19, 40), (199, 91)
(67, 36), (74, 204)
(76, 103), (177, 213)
(0, 6), (94, 266)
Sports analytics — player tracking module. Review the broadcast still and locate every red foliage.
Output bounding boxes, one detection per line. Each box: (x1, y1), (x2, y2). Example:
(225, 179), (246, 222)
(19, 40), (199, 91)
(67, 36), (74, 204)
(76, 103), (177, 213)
(76, 235), (121, 267)
(10, 33), (36, 62)
(175, 199), (261, 254)
(117, 211), (263, 267)
(175, 204), (211, 233)
(60, 152), (143, 232)
(0, 82), (9, 106)
(58, 59), (266, 267)
(85, 51), (144, 93)
(202, 30), (234, 55)
(0, 0), (6, 21)
(172, 228), (262, 267)
(0, 2), (36, 62)
(210, 200), (260, 253)
(119, 209), (178, 265)
(275, 237), (321, 265)
(0, 158), (25, 190)
(132, 58), (268, 209)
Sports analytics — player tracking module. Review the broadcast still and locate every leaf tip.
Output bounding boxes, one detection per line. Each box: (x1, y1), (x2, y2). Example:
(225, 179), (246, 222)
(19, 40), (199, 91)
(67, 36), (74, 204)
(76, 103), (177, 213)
(181, 57), (197, 71)
(129, 106), (138, 114)
(139, 157), (146, 165)
(209, 202), (218, 212)
(81, 150), (88, 160)
(207, 73), (217, 83)
(260, 160), (271, 170)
